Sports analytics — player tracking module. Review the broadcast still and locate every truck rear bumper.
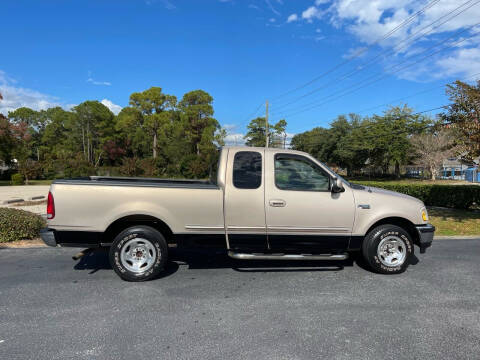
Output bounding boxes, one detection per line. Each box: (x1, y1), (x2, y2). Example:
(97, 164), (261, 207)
(40, 228), (57, 247)
(40, 228), (103, 248)
(415, 224), (435, 254)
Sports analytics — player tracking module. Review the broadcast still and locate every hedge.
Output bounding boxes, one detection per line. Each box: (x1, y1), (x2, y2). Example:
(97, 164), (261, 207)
(353, 182), (479, 210)
(0, 208), (46, 242)
(11, 173), (25, 185)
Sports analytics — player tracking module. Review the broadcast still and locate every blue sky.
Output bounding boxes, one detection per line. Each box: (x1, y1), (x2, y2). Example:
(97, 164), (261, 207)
(1, 0), (480, 143)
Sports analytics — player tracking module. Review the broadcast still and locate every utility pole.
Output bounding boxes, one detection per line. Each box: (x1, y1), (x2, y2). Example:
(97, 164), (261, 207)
(265, 100), (269, 148)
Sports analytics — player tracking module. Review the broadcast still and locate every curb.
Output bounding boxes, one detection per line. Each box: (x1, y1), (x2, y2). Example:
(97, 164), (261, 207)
(0, 198), (24, 205)
(434, 236), (480, 240)
(28, 195), (46, 201)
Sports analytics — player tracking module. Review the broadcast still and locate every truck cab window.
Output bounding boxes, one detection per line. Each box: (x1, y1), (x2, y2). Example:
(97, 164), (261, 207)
(233, 151), (262, 189)
(275, 155), (330, 191)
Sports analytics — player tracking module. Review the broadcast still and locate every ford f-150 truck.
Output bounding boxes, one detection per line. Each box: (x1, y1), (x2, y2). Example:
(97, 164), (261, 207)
(41, 146), (434, 281)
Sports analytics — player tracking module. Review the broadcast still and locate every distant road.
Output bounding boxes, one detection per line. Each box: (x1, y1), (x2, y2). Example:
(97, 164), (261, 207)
(1, 239), (479, 360)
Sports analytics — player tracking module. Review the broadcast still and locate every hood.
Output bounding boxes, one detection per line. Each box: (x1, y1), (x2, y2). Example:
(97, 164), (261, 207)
(366, 186), (424, 205)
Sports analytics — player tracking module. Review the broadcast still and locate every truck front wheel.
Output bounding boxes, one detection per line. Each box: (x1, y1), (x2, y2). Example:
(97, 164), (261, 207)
(109, 225), (168, 281)
(362, 224), (413, 274)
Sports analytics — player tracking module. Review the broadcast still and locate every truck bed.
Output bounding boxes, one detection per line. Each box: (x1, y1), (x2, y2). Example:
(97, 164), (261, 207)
(53, 176), (219, 189)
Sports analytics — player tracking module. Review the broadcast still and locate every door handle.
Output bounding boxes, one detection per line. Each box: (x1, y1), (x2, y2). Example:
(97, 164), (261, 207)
(269, 199), (286, 207)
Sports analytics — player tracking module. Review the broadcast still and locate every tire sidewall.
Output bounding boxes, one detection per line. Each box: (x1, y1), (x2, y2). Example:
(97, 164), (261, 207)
(109, 226), (167, 281)
(363, 225), (413, 274)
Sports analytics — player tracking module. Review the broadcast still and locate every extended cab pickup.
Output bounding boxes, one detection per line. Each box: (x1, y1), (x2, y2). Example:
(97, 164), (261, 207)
(41, 146), (434, 281)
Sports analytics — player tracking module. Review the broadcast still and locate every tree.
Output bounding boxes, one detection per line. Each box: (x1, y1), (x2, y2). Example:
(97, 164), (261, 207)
(410, 129), (457, 180)
(366, 106), (431, 176)
(8, 107), (45, 161)
(179, 90), (219, 155)
(244, 117), (288, 147)
(333, 114), (370, 176)
(40, 107), (73, 161)
(291, 107), (431, 176)
(129, 87), (177, 158)
(290, 127), (331, 160)
(291, 114), (368, 175)
(441, 80), (480, 161)
(0, 113), (15, 165)
(178, 90), (221, 178)
(73, 101), (115, 166)
(115, 107), (149, 158)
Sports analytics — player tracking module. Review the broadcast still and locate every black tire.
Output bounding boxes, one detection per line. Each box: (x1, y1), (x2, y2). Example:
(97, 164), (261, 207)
(361, 224), (413, 274)
(109, 225), (168, 281)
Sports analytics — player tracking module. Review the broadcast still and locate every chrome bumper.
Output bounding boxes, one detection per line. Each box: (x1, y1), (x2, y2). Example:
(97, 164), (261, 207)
(415, 224), (435, 253)
(40, 228), (57, 247)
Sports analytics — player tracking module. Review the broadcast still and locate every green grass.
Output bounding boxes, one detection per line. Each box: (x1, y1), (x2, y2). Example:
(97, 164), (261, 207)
(0, 180), (53, 186)
(428, 207), (480, 236)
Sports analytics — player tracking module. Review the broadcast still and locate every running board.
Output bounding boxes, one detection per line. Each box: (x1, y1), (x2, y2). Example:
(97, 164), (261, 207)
(227, 251), (348, 261)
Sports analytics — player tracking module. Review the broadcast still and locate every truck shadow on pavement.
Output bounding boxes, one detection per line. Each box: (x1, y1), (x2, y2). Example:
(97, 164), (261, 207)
(72, 247), (379, 278)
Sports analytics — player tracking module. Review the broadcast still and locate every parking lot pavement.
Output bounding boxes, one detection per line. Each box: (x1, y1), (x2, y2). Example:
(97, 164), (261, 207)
(0, 186), (50, 215)
(0, 239), (479, 360)
(0, 185), (50, 203)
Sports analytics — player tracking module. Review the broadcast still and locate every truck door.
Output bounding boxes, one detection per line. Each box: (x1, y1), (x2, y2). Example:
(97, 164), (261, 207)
(264, 151), (355, 252)
(224, 148), (268, 251)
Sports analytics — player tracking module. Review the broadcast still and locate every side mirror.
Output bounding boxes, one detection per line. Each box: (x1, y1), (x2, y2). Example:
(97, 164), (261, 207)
(331, 177), (345, 193)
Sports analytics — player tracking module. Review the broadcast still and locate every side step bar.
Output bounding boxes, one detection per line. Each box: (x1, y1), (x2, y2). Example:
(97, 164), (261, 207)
(228, 251), (348, 261)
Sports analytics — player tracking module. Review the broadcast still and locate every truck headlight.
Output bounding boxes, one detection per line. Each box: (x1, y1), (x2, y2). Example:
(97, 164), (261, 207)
(421, 208), (428, 222)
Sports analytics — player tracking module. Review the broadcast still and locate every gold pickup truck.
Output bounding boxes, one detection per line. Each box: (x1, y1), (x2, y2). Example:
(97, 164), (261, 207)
(41, 146), (434, 281)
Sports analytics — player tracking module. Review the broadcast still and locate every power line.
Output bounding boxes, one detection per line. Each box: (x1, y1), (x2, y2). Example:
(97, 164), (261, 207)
(240, 101), (264, 125)
(355, 71), (480, 115)
(271, 0), (480, 113)
(273, 25), (480, 120)
(269, 0), (442, 102)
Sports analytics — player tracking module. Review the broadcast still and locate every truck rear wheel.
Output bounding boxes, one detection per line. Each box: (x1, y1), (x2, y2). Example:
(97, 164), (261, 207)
(109, 225), (168, 281)
(362, 224), (413, 274)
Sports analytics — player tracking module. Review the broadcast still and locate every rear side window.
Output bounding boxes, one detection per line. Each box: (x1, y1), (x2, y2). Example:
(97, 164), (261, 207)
(233, 151), (262, 189)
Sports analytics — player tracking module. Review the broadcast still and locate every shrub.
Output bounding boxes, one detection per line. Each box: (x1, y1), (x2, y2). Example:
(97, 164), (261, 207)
(62, 155), (96, 178)
(0, 208), (46, 242)
(10, 173), (25, 185)
(353, 182), (480, 209)
(119, 157), (143, 177)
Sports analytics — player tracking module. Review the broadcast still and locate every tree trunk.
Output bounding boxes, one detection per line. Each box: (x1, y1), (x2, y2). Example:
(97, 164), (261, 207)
(82, 127), (86, 160)
(395, 161), (400, 178)
(153, 133), (157, 158)
(87, 121), (91, 163)
(430, 165), (436, 181)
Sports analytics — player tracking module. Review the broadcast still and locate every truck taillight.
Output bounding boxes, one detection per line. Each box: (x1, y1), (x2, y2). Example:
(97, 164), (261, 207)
(47, 191), (55, 219)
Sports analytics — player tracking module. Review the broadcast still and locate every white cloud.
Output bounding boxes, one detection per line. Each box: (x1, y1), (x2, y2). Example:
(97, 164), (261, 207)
(269, 18), (276, 23)
(224, 133), (246, 146)
(342, 46), (368, 59)
(87, 77), (111, 86)
(287, 13), (298, 23)
(295, 0), (480, 80)
(0, 70), (61, 115)
(436, 47), (480, 79)
(302, 6), (323, 22)
(101, 99), (123, 115)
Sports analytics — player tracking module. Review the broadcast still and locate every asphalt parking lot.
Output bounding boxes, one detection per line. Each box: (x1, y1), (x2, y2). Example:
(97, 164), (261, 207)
(1, 239), (479, 360)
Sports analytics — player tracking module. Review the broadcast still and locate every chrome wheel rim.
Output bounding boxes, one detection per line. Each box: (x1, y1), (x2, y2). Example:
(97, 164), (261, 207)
(377, 236), (407, 267)
(120, 238), (157, 273)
